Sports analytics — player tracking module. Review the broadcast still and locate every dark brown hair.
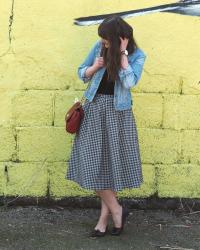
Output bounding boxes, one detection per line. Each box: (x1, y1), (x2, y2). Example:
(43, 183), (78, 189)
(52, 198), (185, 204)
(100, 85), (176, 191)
(98, 15), (138, 82)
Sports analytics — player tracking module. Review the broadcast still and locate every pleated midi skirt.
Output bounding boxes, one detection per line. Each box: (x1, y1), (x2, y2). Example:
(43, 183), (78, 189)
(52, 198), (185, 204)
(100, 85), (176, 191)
(65, 93), (143, 192)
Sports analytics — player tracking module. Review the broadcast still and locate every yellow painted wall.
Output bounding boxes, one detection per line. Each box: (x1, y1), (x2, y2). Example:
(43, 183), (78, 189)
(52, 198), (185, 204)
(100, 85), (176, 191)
(0, 0), (200, 199)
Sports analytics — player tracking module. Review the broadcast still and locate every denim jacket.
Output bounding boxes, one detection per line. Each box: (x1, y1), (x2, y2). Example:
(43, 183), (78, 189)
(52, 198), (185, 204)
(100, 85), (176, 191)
(77, 39), (147, 111)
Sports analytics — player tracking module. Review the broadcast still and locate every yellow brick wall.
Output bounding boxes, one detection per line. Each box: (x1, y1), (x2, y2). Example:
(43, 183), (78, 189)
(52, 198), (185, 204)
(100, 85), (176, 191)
(0, 0), (200, 199)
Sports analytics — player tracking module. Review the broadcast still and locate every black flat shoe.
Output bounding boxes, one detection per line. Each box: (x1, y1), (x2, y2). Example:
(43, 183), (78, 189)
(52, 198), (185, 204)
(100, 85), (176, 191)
(89, 225), (108, 237)
(110, 205), (129, 236)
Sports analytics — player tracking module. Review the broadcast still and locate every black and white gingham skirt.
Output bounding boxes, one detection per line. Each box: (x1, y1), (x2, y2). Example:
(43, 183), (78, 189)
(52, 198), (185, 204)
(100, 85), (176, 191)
(65, 93), (143, 192)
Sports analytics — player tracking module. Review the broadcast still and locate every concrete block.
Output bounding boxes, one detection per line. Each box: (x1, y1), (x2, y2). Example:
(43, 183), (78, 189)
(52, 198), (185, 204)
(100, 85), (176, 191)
(0, 126), (15, 161)
(157, 164), (200, 198)
(0, 163), (6, 195)
(138, 128), (181, 164)
(181, 130), (200, 164)
(133, 93), (163, 128)
(163, 94), (200, 130)
(5, 162), (48, 197)
(12, 90), (54, 126)
(17, 127), (72, 161)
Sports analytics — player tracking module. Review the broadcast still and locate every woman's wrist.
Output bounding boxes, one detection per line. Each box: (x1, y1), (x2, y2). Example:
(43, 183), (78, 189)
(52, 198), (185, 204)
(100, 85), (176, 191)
(91, 65), (99, 72)
(85, 65), (98, 78)
(120, 53), (128, 69)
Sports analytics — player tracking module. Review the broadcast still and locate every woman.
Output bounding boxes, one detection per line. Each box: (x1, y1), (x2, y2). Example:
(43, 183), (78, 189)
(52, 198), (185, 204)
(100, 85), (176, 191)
(65, 15), (147, 237)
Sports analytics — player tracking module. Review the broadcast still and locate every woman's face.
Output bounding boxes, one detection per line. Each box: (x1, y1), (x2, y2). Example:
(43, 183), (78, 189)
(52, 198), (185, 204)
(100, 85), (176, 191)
(101, 38), (110, 48)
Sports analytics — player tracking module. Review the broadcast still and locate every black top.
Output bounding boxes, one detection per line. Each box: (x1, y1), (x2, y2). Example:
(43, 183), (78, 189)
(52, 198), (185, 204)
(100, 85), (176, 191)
(96, 69), (115, 95)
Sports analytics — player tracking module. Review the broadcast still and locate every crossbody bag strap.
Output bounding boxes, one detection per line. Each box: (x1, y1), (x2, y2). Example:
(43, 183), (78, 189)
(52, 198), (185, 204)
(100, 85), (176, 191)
(79, 77), (93, 105)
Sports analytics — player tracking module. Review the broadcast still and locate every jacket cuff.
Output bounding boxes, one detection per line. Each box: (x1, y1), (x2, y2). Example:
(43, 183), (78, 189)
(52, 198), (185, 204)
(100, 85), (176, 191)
(118, 64), (133, 80)
(79, 66), (91, 83)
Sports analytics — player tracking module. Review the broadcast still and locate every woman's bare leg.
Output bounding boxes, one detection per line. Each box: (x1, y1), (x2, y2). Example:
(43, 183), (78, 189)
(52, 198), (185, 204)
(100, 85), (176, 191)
(95, 189), (122, 228)
(94, 197), (110, 232)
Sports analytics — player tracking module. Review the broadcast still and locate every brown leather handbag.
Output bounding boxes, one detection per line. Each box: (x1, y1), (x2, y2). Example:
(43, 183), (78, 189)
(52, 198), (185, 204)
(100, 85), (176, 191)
(65, 81), (92, 134)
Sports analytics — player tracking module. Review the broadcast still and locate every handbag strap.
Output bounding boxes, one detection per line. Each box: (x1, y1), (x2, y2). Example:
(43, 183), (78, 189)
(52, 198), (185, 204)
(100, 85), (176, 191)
(80, 77), (93, 104)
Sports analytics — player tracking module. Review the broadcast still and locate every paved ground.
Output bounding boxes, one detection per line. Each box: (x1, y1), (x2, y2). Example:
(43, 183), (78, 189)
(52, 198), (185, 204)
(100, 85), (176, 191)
(0, 205), (200, 250)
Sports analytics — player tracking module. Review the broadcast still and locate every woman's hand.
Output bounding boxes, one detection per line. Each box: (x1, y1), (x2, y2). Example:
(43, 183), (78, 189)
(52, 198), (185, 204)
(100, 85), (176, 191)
(92, 56), (104, 71)
(120, 37), (129, 51)
(84, 56), (104, 79)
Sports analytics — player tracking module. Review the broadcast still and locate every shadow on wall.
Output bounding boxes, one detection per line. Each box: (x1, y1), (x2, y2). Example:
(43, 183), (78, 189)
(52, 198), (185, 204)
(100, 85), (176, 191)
(73, 0), (200, 26)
